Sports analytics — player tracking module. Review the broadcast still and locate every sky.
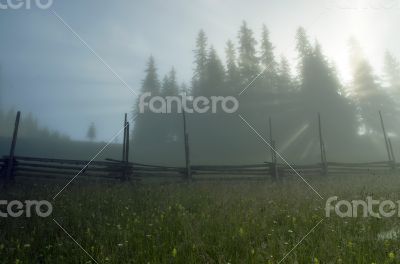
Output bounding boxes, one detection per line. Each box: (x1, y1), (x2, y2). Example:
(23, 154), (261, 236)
(0, 0), (399, 141)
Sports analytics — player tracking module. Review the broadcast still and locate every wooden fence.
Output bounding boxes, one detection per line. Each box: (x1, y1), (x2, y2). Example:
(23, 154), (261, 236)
(0, 110), (398, 184)
(0, 155), (397, 184)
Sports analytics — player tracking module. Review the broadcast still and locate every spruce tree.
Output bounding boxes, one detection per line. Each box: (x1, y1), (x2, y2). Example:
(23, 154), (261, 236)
(259, 24), (279, 99)
(383, 51), (400, 91)
(140, 56), (160, 95)
(86, 122), (96, 141)
(161, 68), (181, 148)
(192, 30), (208, 96)
(260, 25), (276, 73)
(349, 39), (395, 134)
(277, 55), (293, 92)
(238, 21), (259, 84)
(133, 56), (162, 162)
(204, 46), (225, 96)
(225, 40), (240, 93)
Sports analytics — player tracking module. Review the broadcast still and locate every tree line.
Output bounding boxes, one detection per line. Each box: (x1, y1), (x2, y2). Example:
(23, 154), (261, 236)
(132, 22), (400, 164)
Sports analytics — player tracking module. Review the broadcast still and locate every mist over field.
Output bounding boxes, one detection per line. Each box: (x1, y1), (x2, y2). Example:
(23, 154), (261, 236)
(1, 0), (400, 165)
(1, 0), (400, 263)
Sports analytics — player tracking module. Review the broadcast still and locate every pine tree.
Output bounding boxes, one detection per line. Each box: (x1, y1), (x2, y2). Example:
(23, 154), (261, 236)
(192, 30), (208, 96)
(161, 67), (179, 96)
(141, 56), (160, 95)
(238, 21), (259, 84)
(225, 40), (240, 93)
(296, 27), (312, 60)
(349, 39), (395, 134)
(295, 27), (313, 85)
(260, 25), (276, 73)
(133, 56), (163, 162)
(383, 51), (400, 91)
(277, 55), (293, 92)
(204, 46), (225, 95)
(161, 68), (181, 145)
(259, 24), (278, 94)
(290, 35), (359, 159)
(86, 122), (96, 141)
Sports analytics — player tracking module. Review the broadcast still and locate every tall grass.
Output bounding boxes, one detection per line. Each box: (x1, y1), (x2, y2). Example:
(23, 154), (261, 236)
(1, 174), (400, 263)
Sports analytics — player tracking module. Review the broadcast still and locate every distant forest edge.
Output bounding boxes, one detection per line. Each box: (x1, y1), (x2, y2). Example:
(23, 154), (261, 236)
(132, 23), (400, 165)
(0, 109), (70, 141)
(0, 109), (121, 160)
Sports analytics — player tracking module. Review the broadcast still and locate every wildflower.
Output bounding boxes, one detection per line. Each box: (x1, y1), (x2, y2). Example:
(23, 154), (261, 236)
(117, 243), (123, 247)
(347, 241), (353, 248)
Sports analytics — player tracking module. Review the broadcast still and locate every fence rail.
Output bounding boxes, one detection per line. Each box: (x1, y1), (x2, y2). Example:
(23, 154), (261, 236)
(0, 155), (398, 184)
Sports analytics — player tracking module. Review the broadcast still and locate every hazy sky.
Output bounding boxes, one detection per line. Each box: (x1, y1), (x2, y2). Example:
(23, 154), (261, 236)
(0, 0), (399, 141)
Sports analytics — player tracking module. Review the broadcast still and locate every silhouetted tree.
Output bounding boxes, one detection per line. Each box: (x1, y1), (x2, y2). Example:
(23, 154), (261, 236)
(86, 122), (96, 141)
(349, 39), (395, 134)
(225, 40), (240, 93)
(296, 27), (313, 60)
(276, 55), (294, 92)
(192, 30), (208, 96)
(260, 25), (277, 74)
(238, 21), (259, 85)
(161, 67), (179, 96)
(160, 68), (181, 150)
(204, 46), (225, 96)
(133, 56), (163, 162)
(383, 51), (400, 92)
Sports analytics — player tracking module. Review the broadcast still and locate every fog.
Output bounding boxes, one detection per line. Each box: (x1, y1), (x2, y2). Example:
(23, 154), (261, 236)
(1, 0), (400, 165)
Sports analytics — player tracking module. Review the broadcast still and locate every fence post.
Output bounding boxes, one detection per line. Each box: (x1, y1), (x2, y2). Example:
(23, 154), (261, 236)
(5, 111), (21, 184)
(268, 117), (278, 181)
(125, 121), (130, 180)
(318, 113), (328, 175)
(270, 140), (278, 181)
(125, 122), (130, 162)
(120, 114), (130, 181)
(379, 111), (392, 165)
(388, 138), (396, 170)
(122, 113), (127, 161)
(182, 109), (191, 180)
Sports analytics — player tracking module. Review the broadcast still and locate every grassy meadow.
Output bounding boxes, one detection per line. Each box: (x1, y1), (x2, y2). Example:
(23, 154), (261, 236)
(1, 174), (400, 263)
